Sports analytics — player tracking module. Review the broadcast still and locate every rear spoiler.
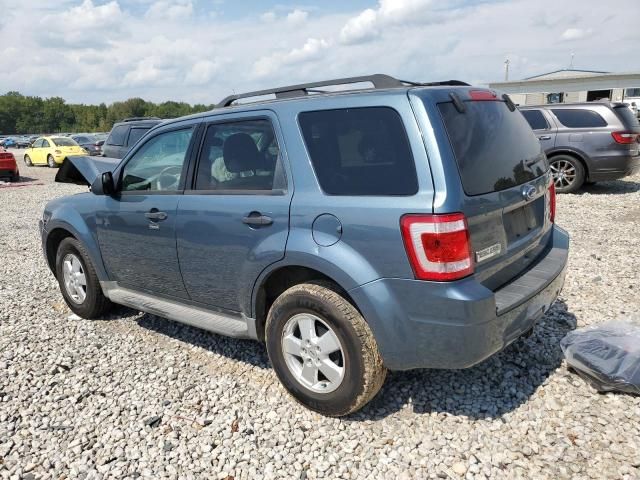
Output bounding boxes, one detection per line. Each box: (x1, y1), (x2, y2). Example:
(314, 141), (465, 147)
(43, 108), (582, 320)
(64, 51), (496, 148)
(55, 156), (120, 186)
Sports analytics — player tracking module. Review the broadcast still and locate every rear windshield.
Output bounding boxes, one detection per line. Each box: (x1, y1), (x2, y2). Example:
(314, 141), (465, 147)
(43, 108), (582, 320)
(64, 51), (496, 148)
(437, 100), (547, 196)
(613, 105), (640, 129)
(127, 127), (150, 146)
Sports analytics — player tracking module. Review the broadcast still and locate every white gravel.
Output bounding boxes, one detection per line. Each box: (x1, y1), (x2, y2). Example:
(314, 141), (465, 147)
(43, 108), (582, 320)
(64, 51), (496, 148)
(1, 152), (639, 479)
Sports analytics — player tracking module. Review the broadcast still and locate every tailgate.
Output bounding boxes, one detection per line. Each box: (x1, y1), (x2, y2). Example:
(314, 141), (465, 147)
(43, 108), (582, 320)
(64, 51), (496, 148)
(412, 87), (554, 290)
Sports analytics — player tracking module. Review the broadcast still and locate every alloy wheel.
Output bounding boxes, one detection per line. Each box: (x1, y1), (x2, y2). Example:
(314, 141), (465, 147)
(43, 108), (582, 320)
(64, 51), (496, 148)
(62, 253), (87, 304)
(550, 159), (577, 189)
(281, 313), (345, 393)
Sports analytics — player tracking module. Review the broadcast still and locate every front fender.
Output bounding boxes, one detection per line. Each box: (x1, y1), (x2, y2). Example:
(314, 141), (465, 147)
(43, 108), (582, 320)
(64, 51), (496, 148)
(43, 205), (108, 282)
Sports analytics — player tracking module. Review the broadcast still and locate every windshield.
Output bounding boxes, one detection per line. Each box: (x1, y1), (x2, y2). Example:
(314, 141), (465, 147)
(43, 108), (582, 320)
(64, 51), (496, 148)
(436, 99), (547, 196)
(52, 137), (78, 147)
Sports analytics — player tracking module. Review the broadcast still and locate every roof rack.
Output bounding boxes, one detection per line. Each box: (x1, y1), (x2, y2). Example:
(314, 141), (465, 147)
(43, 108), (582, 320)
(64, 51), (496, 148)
(216, 74), (470, 108)
(121, 117), (161, 122)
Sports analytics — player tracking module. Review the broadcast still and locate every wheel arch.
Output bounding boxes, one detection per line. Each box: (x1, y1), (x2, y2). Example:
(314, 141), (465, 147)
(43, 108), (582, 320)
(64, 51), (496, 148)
(43, 217), (109, 281)
(546, 148), (590, 178)
(251, 263), (360, 341)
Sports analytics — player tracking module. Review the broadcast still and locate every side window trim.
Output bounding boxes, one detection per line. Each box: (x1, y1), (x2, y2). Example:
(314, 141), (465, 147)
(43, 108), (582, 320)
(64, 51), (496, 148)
(186, 115), (288, 195)
(115, 124), (198, 196)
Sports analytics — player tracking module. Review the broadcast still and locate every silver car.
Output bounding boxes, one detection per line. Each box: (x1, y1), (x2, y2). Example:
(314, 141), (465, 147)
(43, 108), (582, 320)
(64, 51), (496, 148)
(520, 102), (640, 193)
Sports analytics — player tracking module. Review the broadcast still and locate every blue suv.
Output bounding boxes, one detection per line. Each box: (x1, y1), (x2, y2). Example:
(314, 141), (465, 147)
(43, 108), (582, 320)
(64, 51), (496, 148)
(41, 75), (569, 416)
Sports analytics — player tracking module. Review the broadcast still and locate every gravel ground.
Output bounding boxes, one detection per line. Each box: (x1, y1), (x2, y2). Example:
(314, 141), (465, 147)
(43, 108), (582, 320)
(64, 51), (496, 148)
(1, 151), (639, 480)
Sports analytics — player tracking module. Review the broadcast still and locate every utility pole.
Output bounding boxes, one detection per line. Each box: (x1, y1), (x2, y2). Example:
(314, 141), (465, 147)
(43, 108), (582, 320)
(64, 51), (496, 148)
(504, 59), (510, 81)
(569, 52), (575, 69)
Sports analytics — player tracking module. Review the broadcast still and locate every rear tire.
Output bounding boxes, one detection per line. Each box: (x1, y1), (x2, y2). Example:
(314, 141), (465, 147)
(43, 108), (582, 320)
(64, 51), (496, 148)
(11, 172), (19, 182)
(47, 155), (57, 168)
(55, 237), (112, 319)
(265, 282), (386, 417)
(549, 154), (585, 193)
(24, 155), (33, 166)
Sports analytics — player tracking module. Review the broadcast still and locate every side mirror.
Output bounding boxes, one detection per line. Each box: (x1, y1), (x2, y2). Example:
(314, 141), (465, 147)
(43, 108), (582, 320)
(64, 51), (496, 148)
(92, 171), (115, 195)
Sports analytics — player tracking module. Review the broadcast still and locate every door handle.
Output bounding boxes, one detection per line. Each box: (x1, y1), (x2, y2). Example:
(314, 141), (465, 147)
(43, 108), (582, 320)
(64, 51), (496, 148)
(145, 210), (168, 221)
(538, 135), (552, 140)
(242, 212), (273, 226)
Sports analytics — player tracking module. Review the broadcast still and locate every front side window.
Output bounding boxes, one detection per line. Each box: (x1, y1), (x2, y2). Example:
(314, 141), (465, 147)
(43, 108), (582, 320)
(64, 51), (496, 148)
(108, 125), (128, 146)
(521, 109), (549, 130)
(121, 128), (193, 192)
(551, 109), (607, 128)
(299, 107), (418, 196)
(195, 119), (283, 192)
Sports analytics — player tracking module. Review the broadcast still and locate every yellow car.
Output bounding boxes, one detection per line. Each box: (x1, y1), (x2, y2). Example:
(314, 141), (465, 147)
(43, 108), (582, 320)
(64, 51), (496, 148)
(23, 136), (88, 168)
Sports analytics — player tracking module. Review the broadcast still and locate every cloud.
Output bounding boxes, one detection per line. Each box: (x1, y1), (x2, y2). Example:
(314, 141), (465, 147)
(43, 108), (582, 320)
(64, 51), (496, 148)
(286, 9), (309, 26)
(260, 11), (277, 23)
(0, 0), (635, 105)
(340, 0), (432, 44)
(146, 0), (193, 21)
(253, 38), (330, 78)
(37, 0), (123, 47)
(560, 28), (592, 41)
(184, 60), (222, 85)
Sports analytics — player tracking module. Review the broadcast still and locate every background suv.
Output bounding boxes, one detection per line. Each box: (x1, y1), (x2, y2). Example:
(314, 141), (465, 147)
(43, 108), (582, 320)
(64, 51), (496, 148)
(102, 117), (162, 159)
(42, 75), (568, 416)
(520, 102), (640, 193)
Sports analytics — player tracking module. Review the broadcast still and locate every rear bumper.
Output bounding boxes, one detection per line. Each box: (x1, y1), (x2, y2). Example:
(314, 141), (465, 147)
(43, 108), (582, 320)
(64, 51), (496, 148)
(588, 153), (640, 181)
(350, 225), (569, 371)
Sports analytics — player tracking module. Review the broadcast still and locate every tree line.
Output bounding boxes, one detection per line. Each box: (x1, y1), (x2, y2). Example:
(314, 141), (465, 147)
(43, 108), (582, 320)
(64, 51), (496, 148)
(0, 92), (215, 135)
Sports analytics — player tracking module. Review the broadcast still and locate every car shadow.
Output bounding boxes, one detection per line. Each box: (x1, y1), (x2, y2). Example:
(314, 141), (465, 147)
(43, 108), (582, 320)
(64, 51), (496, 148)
(132, 309), (271, 369)
(350, 299), (577, 421)
(115, 299), (577, 420)
(578, 179), (640, 195)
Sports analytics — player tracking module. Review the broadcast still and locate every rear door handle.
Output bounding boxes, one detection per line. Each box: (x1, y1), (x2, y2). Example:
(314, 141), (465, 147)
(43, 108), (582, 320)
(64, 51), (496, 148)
(538, 135), (552, 140)
(145, 210), (168, 221)
(242, 212), (273, 226)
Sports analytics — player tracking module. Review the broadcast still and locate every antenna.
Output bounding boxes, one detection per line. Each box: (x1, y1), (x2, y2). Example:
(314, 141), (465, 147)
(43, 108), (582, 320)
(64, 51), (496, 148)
(504, 59), (510, 81)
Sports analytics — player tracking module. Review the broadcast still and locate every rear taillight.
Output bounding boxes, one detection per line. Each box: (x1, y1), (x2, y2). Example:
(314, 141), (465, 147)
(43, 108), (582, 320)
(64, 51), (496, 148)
(400, 213), (474, 281)
(611, 131), (639, 144)
(548, 182), (556, 223)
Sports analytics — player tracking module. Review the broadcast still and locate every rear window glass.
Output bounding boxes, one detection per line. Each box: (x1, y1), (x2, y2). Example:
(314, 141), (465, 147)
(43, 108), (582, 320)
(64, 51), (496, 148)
(551, 109), (607, 128)
(107, 125), (128, 146)
(521, 109), (549, 130)
(437, 100), (547, 196)
(128, 127), (150, 146)
(613, 106), (640, 128)
(299, 107), (418, 196)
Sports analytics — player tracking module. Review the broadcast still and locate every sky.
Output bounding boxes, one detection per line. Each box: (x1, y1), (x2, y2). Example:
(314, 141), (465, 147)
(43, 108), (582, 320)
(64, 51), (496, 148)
(1, 0), (638, 105)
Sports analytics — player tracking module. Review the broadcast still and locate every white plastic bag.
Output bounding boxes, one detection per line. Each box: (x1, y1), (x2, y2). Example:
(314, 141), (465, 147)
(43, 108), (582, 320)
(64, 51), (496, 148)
(560, 320), (640, 395)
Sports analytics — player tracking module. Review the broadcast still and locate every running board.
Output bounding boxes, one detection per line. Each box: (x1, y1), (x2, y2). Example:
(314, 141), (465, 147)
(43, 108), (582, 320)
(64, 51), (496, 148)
(100, 282), (257, 339)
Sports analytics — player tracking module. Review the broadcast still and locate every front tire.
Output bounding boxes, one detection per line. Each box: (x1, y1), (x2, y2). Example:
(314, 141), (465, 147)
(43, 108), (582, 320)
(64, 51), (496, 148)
(24, 155), (32, 166)
(266, 282), (386, 417)
(47, 155), (57, 168)
(55, 237), (112, 319)
(549, 154), (585, 193)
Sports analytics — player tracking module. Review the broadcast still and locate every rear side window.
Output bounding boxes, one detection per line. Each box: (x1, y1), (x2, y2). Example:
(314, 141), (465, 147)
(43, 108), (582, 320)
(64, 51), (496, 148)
(613, 105), (640, 128)
(551, 109), (607, 128)
(437, 100), (547, 196)
(107, 125), (128, 146)
(128, 127), (150, 147)
(521, 110), (549, 130)
(299, 107), (418, 196)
